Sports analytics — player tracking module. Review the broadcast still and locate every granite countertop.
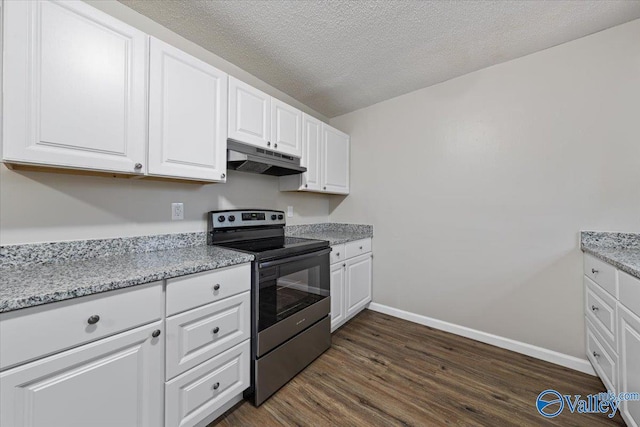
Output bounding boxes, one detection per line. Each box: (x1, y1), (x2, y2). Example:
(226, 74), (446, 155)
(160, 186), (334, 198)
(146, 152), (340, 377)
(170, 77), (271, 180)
(0, 223), (372, 314)
(0, 245), (253, 313)
(581, 232), (640, 280)
(286, 223), (373, 245)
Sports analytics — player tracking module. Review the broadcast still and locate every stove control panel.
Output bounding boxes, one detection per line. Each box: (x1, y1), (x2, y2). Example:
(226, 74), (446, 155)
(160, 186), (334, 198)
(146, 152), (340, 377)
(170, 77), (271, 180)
(209, 209), (285, 229)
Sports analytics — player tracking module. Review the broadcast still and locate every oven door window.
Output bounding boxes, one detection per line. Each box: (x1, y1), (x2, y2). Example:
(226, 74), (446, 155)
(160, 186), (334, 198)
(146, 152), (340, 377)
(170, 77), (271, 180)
(258, 252), (329, 332)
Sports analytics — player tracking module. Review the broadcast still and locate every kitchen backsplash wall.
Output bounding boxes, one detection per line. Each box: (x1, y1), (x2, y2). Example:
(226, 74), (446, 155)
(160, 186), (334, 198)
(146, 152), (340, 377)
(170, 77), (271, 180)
(0, 167), (329, 245)
(329, 19), (640, 360)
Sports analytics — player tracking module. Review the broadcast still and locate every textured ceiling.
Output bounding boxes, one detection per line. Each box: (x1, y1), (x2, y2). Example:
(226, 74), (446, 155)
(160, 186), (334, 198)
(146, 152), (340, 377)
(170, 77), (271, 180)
(119, 0), (640, 118)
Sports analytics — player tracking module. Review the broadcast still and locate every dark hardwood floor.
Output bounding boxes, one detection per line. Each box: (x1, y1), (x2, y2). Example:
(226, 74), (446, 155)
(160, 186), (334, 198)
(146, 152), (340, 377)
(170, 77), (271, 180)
(212, 310), (624, 426)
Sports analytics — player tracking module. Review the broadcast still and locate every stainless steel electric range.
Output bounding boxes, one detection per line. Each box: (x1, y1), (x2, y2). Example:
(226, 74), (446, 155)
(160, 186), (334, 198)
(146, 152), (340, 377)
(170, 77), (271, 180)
(207, 209), (331, 406)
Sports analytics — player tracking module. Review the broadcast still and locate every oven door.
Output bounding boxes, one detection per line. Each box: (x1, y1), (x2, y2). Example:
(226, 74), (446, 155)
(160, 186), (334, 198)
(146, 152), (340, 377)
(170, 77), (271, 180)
(256, 248), (330, 357)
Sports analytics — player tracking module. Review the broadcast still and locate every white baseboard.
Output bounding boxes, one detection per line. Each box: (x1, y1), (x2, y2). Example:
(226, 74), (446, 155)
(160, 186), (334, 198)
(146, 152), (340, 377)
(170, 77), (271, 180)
(367, 302), (595, 376)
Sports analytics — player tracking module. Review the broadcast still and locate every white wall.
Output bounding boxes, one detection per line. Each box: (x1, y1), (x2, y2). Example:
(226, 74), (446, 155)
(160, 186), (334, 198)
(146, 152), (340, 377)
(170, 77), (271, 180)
(329, 19), (640, 359)
(0, 167), (328, 245)
(0, 0), (329, 245)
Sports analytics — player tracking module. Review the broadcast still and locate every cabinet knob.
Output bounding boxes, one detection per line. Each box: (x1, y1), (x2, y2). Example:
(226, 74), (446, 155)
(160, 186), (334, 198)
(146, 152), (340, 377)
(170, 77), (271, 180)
(221, 173), (226, 179)
(213, 284), (220, 291)
(267, 141), (271, 147)
(323, 186), (327, 190)
(274, 143), (278, 149)
(591, 305), (599, 312)
(592, 351), (600, 358)
(212, 327), (220, 334)
(343, 263), (346, 267)
(591, 268), (599, 274)
(359, 246), (363, 250)
(87, 315), (100, 325)
(336, 252), (340, 256)
(152, 329), (161, 338)
(134, 163), (143, 170)
(212, 382), (220, 390)
(304, 184), (308, 188)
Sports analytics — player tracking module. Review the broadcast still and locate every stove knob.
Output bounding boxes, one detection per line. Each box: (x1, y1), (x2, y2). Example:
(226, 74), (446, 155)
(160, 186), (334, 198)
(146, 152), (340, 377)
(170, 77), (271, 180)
(278, 214), (284, 220)
(228, 215), (236, 222)
(271, 214), (277, 220)
(217, 215), (225, 223)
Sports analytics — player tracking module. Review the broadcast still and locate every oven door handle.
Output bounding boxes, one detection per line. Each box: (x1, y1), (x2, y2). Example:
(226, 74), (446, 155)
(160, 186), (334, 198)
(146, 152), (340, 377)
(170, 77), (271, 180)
(258, 248), (331, 269)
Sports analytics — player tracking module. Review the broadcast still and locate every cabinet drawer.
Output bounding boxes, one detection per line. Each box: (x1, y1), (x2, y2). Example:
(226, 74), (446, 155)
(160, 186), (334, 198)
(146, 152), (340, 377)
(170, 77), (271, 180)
(165, 340), (250, 427)
(584, 254), (617, 297)
(619, 271), (640, 318)
(345, 238), (372, 259)
(330, 244), (345, 264)
(0, 282), (162, 371)
(585, 277), (617, 348)
(586, 318), (617, 393)
(166, 263), (251, 316)
(166, 291), (250, 380)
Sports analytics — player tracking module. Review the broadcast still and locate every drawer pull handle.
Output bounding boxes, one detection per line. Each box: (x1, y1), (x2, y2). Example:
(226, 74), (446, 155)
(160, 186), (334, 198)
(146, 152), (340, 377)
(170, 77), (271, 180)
(152, 329), (161, 338)
(591, 305), (599, 312)
(212, 382), (220, 390)
(213, 284), (221, 291)
(592, 268), (599, 274)
(87, 315), (100, 325)
(212, 327), (220, 334)
(592, 351), (600, 358)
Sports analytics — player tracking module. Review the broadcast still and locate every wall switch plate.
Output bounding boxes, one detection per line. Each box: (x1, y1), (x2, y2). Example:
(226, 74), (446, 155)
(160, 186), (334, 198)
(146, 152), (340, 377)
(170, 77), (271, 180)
(171, 203), (184, 220)
(287, 206), (294, 218)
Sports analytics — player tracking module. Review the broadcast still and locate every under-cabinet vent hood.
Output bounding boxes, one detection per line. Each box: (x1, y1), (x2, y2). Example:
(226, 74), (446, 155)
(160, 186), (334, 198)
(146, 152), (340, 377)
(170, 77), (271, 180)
(227, 139), (306, 176)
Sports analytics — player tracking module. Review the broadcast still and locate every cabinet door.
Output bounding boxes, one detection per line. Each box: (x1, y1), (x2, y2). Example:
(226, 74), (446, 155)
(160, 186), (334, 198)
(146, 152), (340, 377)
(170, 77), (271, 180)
(618, 304), (640, 427)
(0, 321), (164, 427)
(321, 124), (350, 194)
(148, 38), (227, 181)
(345, 253), (372, 318)
(3, 0), (147, 174)
(228, 77), (270, 148)
(330, 263), (346, 332)
(271, 99), (302, 157)
(301, 114), (323, 191)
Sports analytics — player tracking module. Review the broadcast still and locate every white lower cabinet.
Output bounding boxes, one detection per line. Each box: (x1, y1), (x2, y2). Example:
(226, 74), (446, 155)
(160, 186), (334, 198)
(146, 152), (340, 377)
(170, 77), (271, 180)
(330, 263), (346, 330)
(164, 263), (251, 426)
(583, 255), (640, 427)
(0, 321), (164, 427)
(345, 254), (373, 318)
(330, 238), (372, 332)
(0, 263), (252, 427)
(618, 303), (640, 427)
(165, 341), (250, 427)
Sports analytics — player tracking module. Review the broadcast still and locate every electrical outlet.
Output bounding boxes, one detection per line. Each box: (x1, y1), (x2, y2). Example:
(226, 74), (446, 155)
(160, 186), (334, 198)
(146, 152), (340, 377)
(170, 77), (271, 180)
(287, 206), (294, 218)
(171, 203), (184, 220)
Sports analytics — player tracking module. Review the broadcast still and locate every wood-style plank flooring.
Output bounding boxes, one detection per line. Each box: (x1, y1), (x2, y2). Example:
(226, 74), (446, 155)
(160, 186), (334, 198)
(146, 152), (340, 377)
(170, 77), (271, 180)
(211, 310), (624, 426)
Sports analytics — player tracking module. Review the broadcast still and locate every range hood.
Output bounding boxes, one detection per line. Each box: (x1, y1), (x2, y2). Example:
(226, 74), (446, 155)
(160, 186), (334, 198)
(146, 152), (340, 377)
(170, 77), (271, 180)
(227, 139), (306, 176)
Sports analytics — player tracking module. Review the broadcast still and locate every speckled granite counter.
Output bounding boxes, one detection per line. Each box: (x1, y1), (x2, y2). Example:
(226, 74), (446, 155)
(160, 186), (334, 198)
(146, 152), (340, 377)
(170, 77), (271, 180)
(286, 223), (373, 245)
(581, 231), (640, 280)
(0, 234), (253, 313)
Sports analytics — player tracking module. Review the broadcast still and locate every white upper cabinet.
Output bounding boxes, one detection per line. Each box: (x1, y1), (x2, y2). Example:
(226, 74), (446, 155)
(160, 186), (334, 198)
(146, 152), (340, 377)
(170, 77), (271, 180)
(2, 0), (148, 174)
(148, 38), (228, 182)
(270, 98), (302, 157)
(228, 76), (271, 149)
(322, 125), (350, 194)
(279, 119), (349, 194)
(229, 77), (303, 157)
(301, 114), (323, 191)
